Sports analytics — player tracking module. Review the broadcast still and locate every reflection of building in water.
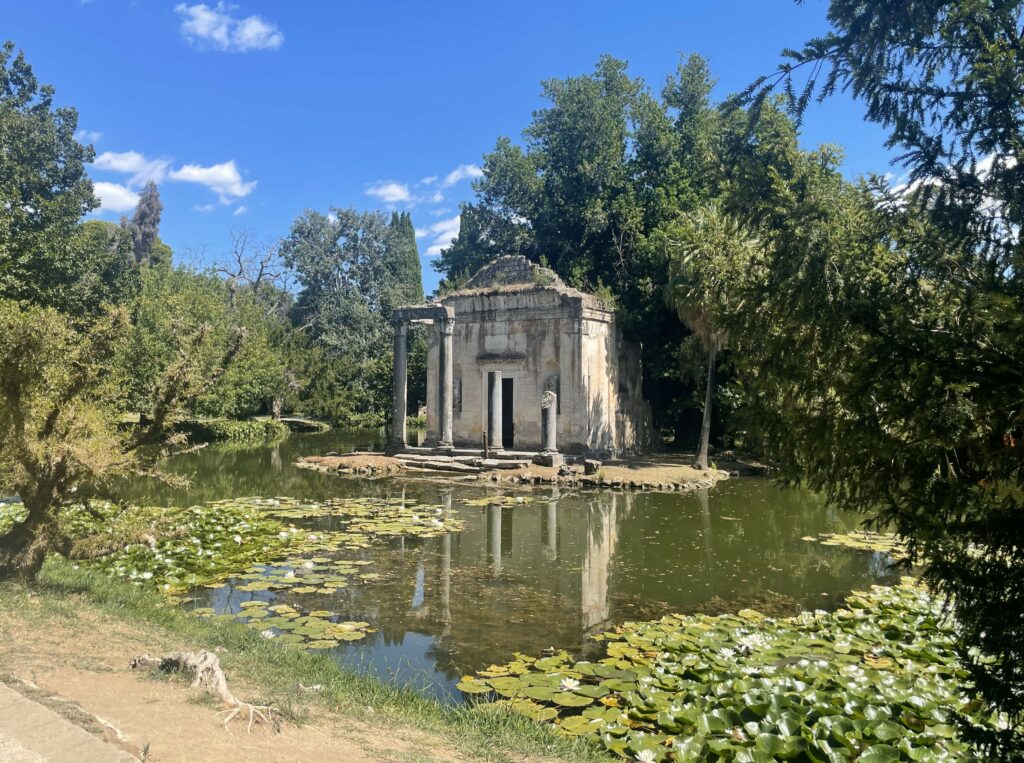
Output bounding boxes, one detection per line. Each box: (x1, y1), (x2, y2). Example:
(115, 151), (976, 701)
(580, 491), (632, 631)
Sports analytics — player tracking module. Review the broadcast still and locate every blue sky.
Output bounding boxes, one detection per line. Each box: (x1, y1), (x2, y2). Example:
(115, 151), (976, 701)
(8, 1), (895, 294)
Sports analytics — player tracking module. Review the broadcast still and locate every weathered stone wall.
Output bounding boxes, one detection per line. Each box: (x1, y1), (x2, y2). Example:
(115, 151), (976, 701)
(417, 255), (653, 456)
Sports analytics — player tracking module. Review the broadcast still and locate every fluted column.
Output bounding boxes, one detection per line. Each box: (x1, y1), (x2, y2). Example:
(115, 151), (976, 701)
(438, 317), (454, 448)
(391, 321), (408, 449)
(487, 370), (503, 450)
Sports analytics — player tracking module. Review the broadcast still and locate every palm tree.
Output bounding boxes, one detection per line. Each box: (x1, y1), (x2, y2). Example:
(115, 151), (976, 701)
(663, 205), (760, 470)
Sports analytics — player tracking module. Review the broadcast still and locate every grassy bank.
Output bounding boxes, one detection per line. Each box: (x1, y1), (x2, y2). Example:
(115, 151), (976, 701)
(11, 558), (604, 763)
(175, 418), (290, 443)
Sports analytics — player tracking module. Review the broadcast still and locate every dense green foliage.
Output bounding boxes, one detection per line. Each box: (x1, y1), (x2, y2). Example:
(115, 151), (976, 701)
(174, 418), (289, 443)
(281, 207), (426, 426)
(433, 54), (829, 446)
(458, 580), (996, 761)
(654, 0), (1024, 752)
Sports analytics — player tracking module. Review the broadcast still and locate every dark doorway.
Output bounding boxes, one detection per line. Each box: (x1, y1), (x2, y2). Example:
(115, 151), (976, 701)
(501, 378), (514, 449)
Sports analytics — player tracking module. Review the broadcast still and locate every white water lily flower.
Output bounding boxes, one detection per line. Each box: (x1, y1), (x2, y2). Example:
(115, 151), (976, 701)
(232, 534), (243, 544)
(718, 647), (736, 660)
(736, 633), (768, 654)
(260, 629), (276, 639)
(285, 570), (296, 579)
(277, 531), (289, 539)
(559, 677), (580, 692)
(635, 750), (657, 763)
(303, 560), (315, 569)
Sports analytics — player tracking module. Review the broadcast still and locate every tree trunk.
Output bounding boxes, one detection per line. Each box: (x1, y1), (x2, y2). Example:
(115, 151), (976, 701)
(0, 506), (55, 580)
(695, 339), (717, 471)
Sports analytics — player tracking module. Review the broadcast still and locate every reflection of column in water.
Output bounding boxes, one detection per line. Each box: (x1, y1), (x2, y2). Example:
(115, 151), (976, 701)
(501, 506), (514, 555)
(486, 503), (502, 574)
(541, 499), (558, 560)
(581, 496), (618, 630)
(270, 443), (282, 471)
(440, 533), (451, 626)
(697, 487), (713, 595)
(398, 485), (410, 555)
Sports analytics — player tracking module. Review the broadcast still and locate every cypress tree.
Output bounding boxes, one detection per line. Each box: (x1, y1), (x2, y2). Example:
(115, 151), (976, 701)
(387, 211), (423, 305)
(128, 181), (163, 266)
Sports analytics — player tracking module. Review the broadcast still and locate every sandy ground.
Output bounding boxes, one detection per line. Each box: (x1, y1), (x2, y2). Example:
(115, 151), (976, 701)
(0, 597), (465, 763)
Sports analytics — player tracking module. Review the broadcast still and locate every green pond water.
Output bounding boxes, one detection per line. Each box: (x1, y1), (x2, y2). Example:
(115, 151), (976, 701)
(110, 430), (898, 701)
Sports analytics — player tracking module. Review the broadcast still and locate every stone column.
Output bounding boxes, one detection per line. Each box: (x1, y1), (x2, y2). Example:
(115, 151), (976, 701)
(438, 317), (454, 448)
(541, 391), (557, 452)
(391, 321), (408, 449)
(487, 371), (503, 450)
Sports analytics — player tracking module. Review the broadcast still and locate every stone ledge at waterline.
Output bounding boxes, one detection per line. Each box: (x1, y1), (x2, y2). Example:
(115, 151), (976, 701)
(295, 451), (736, 492)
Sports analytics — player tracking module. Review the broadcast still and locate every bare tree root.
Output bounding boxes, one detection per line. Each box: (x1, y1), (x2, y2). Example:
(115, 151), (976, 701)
(130, 651), (275, 733)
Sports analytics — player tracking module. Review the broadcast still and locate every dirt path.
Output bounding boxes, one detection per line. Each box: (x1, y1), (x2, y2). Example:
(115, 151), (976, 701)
(0, 596), (464, 763)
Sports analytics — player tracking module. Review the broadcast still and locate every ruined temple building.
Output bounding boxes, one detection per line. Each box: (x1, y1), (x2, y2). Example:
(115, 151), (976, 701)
(390, 256), (653, 458)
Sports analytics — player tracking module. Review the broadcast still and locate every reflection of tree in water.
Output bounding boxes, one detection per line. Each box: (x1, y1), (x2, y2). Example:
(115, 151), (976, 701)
(120, 437), (908, 686)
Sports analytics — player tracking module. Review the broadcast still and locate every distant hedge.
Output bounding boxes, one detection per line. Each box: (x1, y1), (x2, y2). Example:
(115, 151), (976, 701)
(176, 418), (290, 443)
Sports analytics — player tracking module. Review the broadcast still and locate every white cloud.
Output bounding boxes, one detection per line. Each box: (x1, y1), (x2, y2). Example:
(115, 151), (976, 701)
(441, 163), (483, 187)
(169, 159), (256, 201)
(93, 150), (171, 186)
(194, 203), (218, 213)
(233, 205), (248, 216)
(419, 175), (438, 185)
(366, 181), (412, 204)
(429, 207), (452, 216)
(175, 2), (283, 52)
(93, 181), (139, 213)
(75, 129), (102, 144)
(419, 214), (461, 256)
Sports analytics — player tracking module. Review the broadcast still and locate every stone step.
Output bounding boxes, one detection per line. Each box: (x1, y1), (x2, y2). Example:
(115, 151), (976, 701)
(397, 453), (455, 463)
(476, 458), (531, 470)
(398, 459), (481, 473)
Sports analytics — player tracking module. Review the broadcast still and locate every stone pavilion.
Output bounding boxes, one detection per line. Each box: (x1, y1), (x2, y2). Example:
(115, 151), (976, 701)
(390, 256), (653, 458)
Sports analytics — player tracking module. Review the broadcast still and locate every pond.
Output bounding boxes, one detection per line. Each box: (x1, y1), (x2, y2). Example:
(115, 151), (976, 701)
(110, 430), (898, 702)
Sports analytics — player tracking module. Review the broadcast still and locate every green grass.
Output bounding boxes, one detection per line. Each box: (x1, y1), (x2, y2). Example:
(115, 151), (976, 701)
(17, 558), (606, 763)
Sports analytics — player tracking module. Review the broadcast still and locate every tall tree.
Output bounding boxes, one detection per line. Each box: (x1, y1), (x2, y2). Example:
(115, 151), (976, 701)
(662, 206), (761, 469)
(387, 211), (424, 305)
(0, 40), (100, 309)
(127, 180), (164, 266)
(281, 208), (405, 426)
(435, 55), (711, 440)
(722, 1), (1024, 751)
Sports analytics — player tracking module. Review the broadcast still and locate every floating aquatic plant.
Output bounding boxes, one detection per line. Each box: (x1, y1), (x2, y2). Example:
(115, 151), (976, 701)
(457, 580), (1002, 760)
(804, 531), (910, 562)
(194, 602), (375, 646)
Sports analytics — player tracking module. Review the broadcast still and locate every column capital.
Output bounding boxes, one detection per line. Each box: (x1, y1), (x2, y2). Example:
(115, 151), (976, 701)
(439, 316), (455, 335)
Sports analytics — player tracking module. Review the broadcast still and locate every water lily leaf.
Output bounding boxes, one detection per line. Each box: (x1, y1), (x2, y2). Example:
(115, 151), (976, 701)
(558, 715), (603, 735)
(858, 744), (900, 762)
(456, 678), (492, 694)
(306, 639), (338, 649)
(552, 692), (593, 707)
(523, 686), (557, 702)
